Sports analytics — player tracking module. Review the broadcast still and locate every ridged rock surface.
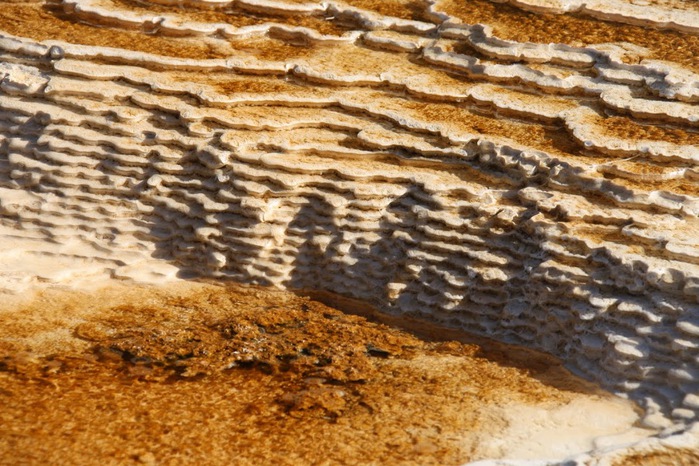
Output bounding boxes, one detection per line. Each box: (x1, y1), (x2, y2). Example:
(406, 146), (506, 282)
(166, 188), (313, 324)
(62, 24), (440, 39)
(0, 0), (698, 462)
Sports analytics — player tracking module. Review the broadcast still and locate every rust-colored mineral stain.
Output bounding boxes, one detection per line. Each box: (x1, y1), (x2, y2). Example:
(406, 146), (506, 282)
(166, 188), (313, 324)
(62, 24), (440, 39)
(623, 177), (699, 197)
(0, 283), (616, 465)
(227, 36), (316, 61)
(0, 4), (231, 59)
(602, 116), (699, 147)
(342, 0), (429, 21)
(573, 225), (651, 257)
(170, 70), (303, 96)
(110, 0), (352, 36)
(213, 76), (302, 95)
(400, 100), (588, 160)
(109, 0), (263, 27)
(613, 449), (699, 466)
(436, 0), (699, 72)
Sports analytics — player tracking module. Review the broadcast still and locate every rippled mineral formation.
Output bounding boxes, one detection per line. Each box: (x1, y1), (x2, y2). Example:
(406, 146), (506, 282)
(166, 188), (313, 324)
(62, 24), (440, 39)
(0, 0), (698, 464)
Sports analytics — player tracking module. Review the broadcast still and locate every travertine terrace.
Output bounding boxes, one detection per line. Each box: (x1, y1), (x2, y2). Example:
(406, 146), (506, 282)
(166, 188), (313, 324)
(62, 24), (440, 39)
(0, 0), (698, 463)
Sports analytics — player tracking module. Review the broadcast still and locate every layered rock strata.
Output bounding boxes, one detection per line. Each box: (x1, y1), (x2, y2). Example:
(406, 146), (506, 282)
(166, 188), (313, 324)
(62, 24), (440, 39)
(0, 0), (698, 461)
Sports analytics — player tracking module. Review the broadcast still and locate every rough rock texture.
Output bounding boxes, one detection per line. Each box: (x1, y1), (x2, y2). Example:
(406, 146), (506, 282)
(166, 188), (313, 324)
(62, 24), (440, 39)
(0, 0), (698, 463)
(0, 282), (654, 465)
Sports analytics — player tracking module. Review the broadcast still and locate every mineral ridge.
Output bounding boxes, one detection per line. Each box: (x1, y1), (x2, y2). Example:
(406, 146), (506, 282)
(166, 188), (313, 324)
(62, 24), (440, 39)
(0, 0), (698, 464)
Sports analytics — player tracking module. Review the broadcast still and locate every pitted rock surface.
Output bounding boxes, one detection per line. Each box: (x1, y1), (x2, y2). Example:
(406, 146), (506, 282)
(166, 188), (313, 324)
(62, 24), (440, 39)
(0, 0), (698, 463)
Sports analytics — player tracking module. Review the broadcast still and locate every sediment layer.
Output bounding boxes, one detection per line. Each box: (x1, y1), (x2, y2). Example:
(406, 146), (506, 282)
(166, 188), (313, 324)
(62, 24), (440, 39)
(0, 0), (698, 462)
(0, 282), (655, 465)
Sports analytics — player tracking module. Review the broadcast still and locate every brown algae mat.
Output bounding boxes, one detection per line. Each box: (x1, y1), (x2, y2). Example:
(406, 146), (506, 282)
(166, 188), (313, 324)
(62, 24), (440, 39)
(0, 281), (652, 465)
(435, 0), (699, 72)
(613, 449), (699, 466)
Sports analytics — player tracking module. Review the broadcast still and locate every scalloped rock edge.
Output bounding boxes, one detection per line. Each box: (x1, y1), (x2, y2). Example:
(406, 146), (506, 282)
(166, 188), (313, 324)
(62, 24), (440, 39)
(0, 0), (698, 464)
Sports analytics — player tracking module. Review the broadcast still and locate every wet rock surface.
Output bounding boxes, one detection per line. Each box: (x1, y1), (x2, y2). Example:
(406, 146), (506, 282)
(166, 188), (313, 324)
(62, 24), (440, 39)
(0, 282), (656, 465)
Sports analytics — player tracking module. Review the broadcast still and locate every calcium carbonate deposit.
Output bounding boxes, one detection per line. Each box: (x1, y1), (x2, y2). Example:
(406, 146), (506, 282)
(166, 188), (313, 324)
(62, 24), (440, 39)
(0, 0), (698, 464)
